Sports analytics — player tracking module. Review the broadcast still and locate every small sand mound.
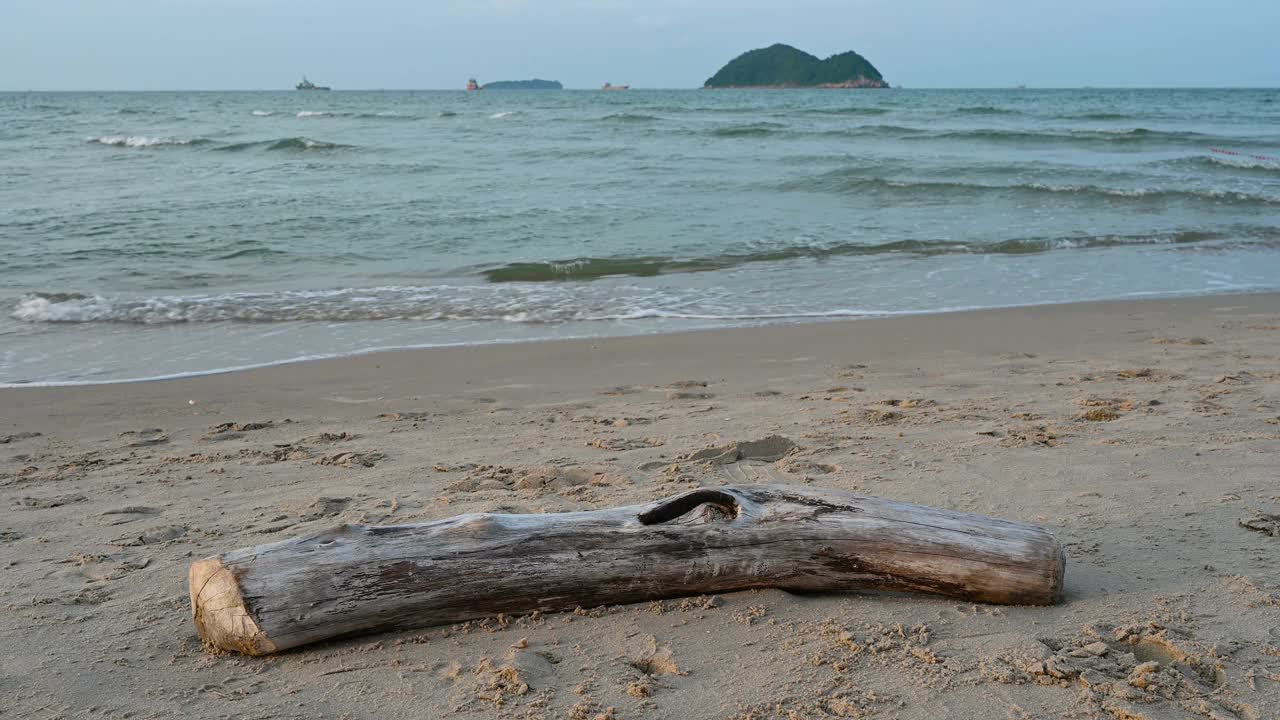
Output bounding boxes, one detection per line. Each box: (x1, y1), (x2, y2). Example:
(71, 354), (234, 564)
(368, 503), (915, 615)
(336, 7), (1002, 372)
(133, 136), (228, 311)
(316, 451), (382, 468)
(683, 435), (797, 464)
(1239, 512), (1280, 537)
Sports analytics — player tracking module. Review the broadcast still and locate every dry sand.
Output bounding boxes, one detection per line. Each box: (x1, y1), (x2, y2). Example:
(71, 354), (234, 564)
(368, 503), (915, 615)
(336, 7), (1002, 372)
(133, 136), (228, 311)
(3, 293), (1280, 719)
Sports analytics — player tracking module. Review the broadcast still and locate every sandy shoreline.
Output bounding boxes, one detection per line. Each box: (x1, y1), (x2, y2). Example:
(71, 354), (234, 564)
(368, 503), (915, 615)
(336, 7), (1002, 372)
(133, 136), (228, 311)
(4, 293), (1280, 719)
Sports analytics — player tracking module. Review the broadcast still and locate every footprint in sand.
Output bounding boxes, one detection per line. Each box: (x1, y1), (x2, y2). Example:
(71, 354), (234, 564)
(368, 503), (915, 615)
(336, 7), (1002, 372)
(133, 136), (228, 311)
(665, 380), (714, 400)
(111, 525), (186, 547)
(0, 431), (41, 444)
(588, 437), (664, 452)
(97, 506), (161, 526)
(445, 465), (617, 497)
(205, 420), (274, 441)
(377, 411), (432, 422)
(299, 431), (357, 444)
(667, 390), (714, 400)
(315, 451), (383, 468)
(777, 456), (838, 476)
(14, 493), (88, 510)
(299, 496), (352, 521)
(119, 428), (168, 447)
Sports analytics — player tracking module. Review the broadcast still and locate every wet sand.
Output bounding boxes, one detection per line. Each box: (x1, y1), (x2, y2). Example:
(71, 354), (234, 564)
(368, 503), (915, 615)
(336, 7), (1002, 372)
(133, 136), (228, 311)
(4, 293), (1280, 719)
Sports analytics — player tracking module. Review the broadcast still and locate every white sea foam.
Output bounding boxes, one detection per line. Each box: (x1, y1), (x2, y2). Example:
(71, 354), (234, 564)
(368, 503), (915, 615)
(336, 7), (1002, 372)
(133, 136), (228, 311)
(297, 111), (330, 118)
(490, 111), (516, 119)
(251, 110), (275, 117)
(90, 135), (190, 148)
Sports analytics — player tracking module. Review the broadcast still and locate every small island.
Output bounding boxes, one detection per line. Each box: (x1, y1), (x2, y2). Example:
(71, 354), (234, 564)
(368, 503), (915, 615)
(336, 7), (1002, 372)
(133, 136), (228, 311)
(704, 44), (888, 89)
(481, 79), (563, 90)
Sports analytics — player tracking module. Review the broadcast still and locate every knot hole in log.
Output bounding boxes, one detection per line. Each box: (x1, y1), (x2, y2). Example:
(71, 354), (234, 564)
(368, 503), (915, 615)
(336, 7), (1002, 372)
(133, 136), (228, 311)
(638, 489), (740, 526)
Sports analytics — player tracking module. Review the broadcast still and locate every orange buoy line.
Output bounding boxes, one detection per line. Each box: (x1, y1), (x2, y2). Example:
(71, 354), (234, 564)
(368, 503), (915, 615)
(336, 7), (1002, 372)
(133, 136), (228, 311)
(1208, 147), (1280, 163)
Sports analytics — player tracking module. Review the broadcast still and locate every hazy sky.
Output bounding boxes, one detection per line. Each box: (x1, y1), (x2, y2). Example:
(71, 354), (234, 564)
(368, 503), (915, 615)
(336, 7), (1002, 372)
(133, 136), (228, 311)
(3, 0), (1278, 90)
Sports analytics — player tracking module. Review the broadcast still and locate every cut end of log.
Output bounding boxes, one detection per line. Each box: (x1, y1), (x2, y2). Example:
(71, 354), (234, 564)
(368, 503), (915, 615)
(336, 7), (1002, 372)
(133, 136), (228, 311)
(1049, 542), (1068, 605)
(189, 556), (278, 656)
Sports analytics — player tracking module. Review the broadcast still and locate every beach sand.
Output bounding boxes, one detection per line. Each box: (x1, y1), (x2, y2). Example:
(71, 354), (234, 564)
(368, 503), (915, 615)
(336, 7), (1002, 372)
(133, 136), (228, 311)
(4, 293), (1280, 719)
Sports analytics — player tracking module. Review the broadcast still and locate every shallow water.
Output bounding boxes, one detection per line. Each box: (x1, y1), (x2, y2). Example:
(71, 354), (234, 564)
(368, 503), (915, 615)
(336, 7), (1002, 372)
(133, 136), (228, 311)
(2, 88), (1279, 384)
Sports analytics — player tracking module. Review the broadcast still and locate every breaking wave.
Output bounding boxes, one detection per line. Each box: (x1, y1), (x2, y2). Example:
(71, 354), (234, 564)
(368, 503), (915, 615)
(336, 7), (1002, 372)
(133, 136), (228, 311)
(478, 230), (1277, 282)
(295, 110), (418, 120)
(89, 135), (212, 148)
(7, 286), (823, 325)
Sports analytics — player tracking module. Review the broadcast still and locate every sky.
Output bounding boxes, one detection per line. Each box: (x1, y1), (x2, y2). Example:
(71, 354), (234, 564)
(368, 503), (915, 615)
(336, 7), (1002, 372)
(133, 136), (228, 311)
(2, 0), (1278, 90)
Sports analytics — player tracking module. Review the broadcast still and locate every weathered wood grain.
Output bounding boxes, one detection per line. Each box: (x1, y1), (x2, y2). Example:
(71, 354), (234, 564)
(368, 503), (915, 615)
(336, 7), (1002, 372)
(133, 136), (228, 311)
(190, 484), (1065, 655)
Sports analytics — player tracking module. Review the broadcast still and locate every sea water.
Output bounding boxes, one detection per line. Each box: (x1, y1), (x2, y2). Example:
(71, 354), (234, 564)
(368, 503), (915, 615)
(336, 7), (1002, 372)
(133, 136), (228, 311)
(2, 88), (1278, 384)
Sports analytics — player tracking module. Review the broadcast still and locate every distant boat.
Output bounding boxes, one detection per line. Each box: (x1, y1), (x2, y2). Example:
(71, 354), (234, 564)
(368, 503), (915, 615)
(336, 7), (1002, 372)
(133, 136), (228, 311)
(467, 78), (481, 91)
(602, 82), (630, 91)
(296, 76), (331, 91)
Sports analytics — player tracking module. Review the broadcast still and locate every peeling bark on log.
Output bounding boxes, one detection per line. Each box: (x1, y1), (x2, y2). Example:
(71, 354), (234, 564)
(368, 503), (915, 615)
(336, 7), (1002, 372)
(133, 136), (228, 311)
(190, 484), (1065, 655)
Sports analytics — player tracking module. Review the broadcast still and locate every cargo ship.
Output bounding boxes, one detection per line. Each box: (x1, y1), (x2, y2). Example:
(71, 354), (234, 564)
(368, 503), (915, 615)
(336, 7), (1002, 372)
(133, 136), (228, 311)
(296, 76), (331, 91)
(601, 82), (629, 91)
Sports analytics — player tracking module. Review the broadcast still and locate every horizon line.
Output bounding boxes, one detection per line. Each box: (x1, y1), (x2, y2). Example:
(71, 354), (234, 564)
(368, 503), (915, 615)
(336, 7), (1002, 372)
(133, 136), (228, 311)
(3, 85), (1279, 93)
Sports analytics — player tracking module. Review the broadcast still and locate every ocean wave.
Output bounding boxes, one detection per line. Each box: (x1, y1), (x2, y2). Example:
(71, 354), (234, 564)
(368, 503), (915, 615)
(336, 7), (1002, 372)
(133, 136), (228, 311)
(711, 122), (787, 138)
(213, 136), (347, 152)
(810, 125), (1214, 145)
(296, 110), (330, 118)
(803, 107), (891, 116)
(89, 135), (211, 148)
(819, 125), (930, 138)
(925, 127), (1209, 144)
(600, 113), (661, 123)
(1065, 112), (1135, 121)
(952, 106), (1021, 116)
(477, 230), (1271, 282)
(490, 111), (518, 119)
(251, 110), (276, 117)
(783, 171), (1280, 206)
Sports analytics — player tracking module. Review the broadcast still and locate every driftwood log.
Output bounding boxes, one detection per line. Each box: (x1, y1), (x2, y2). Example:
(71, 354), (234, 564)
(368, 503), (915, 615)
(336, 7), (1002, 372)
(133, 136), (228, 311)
(190, 484), (1065, 655)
